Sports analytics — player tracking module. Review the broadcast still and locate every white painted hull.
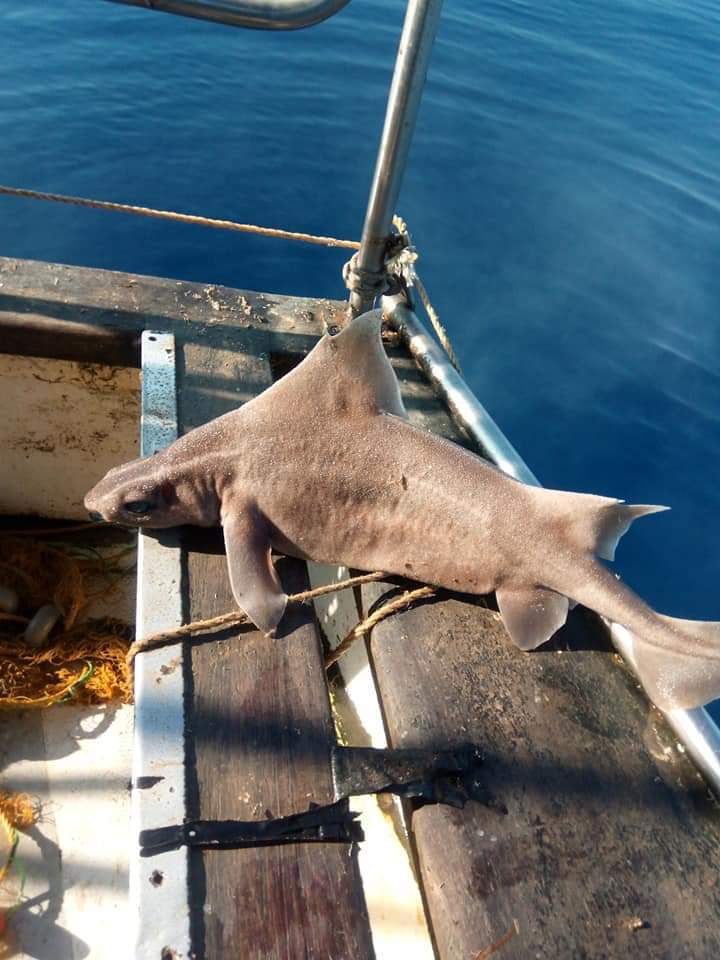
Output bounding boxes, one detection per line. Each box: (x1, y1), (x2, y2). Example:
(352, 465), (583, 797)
(0, 354), (139, 960)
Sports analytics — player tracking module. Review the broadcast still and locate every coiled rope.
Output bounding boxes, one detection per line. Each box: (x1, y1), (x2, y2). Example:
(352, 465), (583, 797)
(0, 183), (462, 372)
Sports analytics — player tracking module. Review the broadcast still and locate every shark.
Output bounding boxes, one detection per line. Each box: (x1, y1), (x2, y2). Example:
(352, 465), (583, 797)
(84, 310), (720, 712)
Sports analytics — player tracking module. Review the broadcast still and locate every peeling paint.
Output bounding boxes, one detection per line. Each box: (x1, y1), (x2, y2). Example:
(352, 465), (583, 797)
(0, 354), (140, 519)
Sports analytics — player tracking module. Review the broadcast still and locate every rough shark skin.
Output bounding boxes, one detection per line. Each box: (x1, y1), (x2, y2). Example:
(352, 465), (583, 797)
(85, 311), (720, 711)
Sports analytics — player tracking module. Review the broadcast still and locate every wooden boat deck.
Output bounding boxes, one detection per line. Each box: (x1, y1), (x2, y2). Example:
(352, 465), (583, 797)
(2, 255), (720, 959)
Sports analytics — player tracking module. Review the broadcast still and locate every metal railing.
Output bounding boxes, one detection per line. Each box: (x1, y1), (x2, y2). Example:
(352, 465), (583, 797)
(110, 0), (351, 30)
(111, 0), (446, 315)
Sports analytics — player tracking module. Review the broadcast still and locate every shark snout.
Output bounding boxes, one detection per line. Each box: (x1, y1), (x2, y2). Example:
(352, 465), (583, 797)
(83, 487), (105, 522)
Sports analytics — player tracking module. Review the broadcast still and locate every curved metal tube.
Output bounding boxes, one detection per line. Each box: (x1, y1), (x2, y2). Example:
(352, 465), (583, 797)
(612, 624), (720, 794)
(383, 294), (720, 797)
(110, 0), (351, 30)
(384, 296), (539, 484)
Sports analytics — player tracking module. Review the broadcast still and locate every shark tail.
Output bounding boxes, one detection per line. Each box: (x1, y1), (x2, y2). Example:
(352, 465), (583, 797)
(629, 616), (720, 711)
(538, 492), (719, 711)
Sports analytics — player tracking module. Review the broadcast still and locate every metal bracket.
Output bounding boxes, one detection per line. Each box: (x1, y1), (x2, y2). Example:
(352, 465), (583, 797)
(139, 799), (363, 856)
(131, 331), (190, 960)
(139, 746), (491, 857)
(331, 744), (487, 809)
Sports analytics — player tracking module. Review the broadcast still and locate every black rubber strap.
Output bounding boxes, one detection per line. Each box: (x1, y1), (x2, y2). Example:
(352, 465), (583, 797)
(139, 799), (363, 856)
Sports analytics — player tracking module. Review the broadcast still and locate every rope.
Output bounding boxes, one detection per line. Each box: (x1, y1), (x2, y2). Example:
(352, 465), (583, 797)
(324, 585), (435, 668)
(342, 253), (390, 302)
(0, 185), (360, 250)
(126, 571), (436, 667)
(391, 215), (463, 375)
(0, 661), (94, 710)
(0, 184), (463, 372)
(126, 570), (391, 662)
(473, 921), (520, 960)
(412, 271), (464, 375)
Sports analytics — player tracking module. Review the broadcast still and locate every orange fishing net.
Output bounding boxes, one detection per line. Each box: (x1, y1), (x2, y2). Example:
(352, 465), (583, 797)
(0, 536), (134, 708)
(0, 809), (17, 888)
(0, 792), (36, 913)
(0, 794), (35, 833)
(0, 532), (134, 927)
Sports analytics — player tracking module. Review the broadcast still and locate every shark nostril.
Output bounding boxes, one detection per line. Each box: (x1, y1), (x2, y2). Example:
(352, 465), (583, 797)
(88, 511), (103, 522)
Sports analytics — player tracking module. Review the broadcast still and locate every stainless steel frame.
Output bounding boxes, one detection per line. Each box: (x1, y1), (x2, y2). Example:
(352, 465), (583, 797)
(110, 0), (351, 30)
(111, 0), (445, 311)
(383, 294), (720, 797)
(350, 0), (444, 316)
(385, 296), (539, 484)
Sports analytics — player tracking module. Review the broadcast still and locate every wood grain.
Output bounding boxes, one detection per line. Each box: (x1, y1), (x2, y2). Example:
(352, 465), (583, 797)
(10, 253), (720, 957)
(0, 255), (343, 365)
(180, 334), (374, 960)
(359, 362), (720, 960)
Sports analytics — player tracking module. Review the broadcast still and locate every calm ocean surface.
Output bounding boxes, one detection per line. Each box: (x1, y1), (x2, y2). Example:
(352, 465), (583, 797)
(2, 1), (719, 623)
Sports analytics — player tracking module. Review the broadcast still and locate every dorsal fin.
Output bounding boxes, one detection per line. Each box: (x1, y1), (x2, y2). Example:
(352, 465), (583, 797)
(256, 309), (407, 419)
(536, 489), (669, 562)
(322, 311), (407, 417)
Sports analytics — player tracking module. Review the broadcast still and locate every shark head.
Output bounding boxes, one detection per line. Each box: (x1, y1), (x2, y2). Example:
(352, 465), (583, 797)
(84, 453), (217, 529)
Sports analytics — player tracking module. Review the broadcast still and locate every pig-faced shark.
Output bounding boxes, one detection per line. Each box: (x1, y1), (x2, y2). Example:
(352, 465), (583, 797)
(84, 311), (720, 711)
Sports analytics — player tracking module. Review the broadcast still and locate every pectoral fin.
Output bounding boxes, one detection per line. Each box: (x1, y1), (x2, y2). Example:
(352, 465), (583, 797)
(221, 504), (287, 636)
(496, 586), (569, 651)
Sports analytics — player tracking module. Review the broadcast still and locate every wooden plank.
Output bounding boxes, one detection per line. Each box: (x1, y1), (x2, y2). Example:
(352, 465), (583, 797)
(179, 332), (374, 960)
(11, 252), (720, 955)
(0, 256), (343, 364)
(361, 368), (720, 960)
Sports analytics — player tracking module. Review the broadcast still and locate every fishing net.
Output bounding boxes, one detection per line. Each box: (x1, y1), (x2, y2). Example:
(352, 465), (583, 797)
(0, 536), (134, 709)
(0, 795), (35, 834)
(0, 792), (38, 936)
(0, 532), (133, 899)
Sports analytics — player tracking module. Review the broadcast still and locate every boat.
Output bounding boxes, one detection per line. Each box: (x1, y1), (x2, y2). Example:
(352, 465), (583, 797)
(1, 2), (720, 958)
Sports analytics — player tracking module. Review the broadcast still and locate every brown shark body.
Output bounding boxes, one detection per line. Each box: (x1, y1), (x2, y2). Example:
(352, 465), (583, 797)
(85, 311), (720, 711)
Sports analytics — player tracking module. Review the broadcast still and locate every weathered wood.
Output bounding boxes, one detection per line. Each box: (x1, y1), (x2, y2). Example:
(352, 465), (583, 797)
(0, 312), (139, 366)
(179, 334), (374, 960)
(7, 253), (720, 957)
(361, 368), (720, 959)
(0, 256), (343, 364)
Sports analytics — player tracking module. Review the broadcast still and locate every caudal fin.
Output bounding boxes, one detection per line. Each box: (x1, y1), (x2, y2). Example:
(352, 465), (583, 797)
(629, 615), (720, 710)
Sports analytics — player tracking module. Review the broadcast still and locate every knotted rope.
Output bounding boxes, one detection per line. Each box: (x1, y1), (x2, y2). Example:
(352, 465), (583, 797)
(341, 216), (463, 374)
(0, 183), (462, 372)
(389, 216), (464, 374)
(125, 571), (436, 668)
(324, 585), (436, 668)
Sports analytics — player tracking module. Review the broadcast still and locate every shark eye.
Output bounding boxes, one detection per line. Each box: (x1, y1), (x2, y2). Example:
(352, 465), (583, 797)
(124, 499), (154, 515)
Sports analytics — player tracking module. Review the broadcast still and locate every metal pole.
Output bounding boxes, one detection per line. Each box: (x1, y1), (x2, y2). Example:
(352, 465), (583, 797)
(349, 0), (444, 317)
(383, 296), (540, 484)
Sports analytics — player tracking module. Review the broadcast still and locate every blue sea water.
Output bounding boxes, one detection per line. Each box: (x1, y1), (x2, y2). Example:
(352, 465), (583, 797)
(1, 0), (719, 624)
